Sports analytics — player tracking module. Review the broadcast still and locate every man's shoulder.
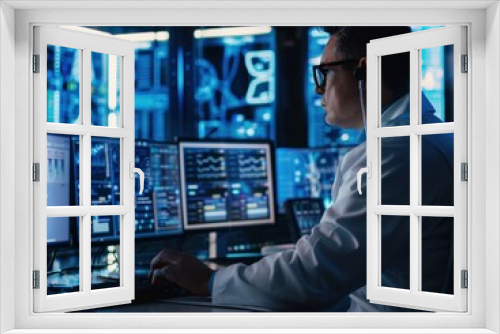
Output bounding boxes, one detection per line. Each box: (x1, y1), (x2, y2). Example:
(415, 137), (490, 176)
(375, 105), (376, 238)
(341, 143), (366, 167)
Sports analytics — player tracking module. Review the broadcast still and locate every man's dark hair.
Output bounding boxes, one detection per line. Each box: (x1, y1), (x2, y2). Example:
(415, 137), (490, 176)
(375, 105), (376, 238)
(321, 26), (412, 97)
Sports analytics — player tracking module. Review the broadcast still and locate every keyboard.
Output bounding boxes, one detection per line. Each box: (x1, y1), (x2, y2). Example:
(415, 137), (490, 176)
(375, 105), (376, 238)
(134, 267), (190, 301)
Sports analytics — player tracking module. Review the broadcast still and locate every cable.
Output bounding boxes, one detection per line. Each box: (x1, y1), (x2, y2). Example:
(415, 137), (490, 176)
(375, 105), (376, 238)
(48, 249), (58, 271)
(358, 79), (367, 134)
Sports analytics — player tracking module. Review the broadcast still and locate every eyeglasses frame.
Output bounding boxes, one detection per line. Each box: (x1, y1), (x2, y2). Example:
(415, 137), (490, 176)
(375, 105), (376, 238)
(312, 59), (361, 90)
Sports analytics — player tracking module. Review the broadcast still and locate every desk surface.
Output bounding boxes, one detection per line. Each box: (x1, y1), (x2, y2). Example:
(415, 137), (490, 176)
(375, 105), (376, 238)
(78, 296), (262, 313)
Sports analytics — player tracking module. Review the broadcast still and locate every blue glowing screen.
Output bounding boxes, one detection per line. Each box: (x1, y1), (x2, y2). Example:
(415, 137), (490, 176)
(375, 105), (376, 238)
(411, 26), (447, 122)
(194, 29), (276, 139)
(276, 147), (339, 213)
(180, 142), (274, 229)
(133, 38), (169, 141)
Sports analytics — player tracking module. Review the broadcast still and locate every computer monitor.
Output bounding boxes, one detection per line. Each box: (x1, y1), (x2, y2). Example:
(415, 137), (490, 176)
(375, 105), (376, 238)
(72, 139), (184, 243)
(134, 141), (183, 237)
(276, 147), (338, 213)
(178, 140), (276, 231)
(47, 134), (73, 246)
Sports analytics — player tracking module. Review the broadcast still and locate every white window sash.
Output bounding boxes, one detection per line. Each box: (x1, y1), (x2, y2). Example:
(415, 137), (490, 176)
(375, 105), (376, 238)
(33, 26), (136, 312)
(366, 26), (467, 312)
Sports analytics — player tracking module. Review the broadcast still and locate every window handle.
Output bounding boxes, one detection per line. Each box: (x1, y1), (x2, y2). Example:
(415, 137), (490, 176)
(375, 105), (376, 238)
(129, 162), (145, 194)
(357, 162), (371, 195)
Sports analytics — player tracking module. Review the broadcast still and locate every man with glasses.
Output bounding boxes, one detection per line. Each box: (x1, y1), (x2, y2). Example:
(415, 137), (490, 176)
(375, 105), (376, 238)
(150, 26), (454, 312)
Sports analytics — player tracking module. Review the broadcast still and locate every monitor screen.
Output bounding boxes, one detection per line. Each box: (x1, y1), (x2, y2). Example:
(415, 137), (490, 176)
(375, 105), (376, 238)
(47, 134), (73, 245)
(276, 147), (338, 213)
(179, 140), (276, 230)
(286, 198), (325, 238)
(134, 38), (169, 141)
(134, 141), (183, 237)
(194, 27), (276, 140)
(72, 139), (183, 242)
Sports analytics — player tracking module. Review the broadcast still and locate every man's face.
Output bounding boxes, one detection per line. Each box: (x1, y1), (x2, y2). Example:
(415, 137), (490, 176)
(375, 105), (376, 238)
(316, 36), (364, 129)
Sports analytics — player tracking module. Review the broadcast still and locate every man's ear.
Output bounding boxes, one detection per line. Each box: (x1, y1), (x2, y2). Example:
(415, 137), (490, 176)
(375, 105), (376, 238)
(353, 57), (367, 83)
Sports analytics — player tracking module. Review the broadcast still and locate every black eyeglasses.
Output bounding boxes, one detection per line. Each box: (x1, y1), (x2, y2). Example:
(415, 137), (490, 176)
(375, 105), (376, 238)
(312, 59), (360, 91)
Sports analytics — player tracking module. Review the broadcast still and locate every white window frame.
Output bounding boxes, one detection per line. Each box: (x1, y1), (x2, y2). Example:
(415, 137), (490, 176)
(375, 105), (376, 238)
(33, 26), (136, 312)
(0, 1), (498, 333)
(365, 26), (468, 312)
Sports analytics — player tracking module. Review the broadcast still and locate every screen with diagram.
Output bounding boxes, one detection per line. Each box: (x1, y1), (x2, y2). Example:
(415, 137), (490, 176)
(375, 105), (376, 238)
(179, 141), (276, 230)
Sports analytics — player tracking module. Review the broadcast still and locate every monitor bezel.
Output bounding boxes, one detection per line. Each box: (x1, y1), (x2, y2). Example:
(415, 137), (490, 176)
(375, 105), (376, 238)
(178, 138), (277, 231)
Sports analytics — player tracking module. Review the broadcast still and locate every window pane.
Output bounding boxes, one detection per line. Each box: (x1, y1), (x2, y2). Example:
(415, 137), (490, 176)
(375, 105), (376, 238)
(91, 137), (121, 205)
(47, 45), (80, 124)
(421, 216), (454, 294)
(380, 52), (410, 128)
(381, 215), (410, 290)
(47, 217), (80, 295)
(91, 52), (121, 127)
(421, 133), (454, 206)
(381, 136), (410, 205)
(91, 216), (120, 290)
(420, 45), (454, 124)
(47, 134), (79, 206)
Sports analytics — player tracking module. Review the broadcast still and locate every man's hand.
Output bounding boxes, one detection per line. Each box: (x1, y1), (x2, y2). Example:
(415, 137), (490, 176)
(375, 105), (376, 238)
(149, 249), (213, 296)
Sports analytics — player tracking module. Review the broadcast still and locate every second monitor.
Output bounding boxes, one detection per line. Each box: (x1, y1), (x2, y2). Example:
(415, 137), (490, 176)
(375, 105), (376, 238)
(178, 140), (276, 231)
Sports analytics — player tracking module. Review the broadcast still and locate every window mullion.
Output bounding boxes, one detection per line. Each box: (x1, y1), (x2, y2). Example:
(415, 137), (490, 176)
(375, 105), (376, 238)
(82, 47), (91, 210)
(82, 47), (92, 294)
(413, 123), (454, 135)
(373, 123), (454, 138)
(89, 206), (129, 216)
(365, 49), (379, 298)
(82, 214), (91, 293)
(89, 126), (129, 138)
(409, 48), (420, 294)
(372, 205), (411, 215)
(46, 123), (88, 135)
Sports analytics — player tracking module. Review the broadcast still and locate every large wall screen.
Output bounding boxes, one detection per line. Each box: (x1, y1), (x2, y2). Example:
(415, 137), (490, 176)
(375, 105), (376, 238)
(194, 27), (276, 140)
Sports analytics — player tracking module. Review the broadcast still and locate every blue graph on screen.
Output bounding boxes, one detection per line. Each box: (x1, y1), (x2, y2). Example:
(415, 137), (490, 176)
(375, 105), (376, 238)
(182, 146), (272, 226)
